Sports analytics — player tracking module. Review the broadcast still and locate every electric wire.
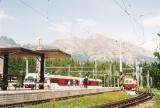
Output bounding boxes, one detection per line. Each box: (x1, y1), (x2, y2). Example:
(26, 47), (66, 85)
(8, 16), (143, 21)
(46, 0), (50, 19)
(122, 0), (145, 46)
(113, 0), (145, 46)
(18, 0), (53, 23)
(113, 0), (138, 38)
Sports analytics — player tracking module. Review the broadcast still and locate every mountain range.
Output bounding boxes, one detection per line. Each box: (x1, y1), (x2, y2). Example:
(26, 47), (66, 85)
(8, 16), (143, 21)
(48, 34), (155, 64)
(0, 36), (19, 47)
(0, 35), (156, 64)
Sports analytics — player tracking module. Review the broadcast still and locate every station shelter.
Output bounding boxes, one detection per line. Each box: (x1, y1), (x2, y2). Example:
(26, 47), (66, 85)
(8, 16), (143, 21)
(0, 47), (71, 90)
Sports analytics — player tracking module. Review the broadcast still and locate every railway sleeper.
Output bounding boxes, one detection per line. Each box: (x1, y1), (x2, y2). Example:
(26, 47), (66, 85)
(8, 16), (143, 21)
(89, 92), (154, 108)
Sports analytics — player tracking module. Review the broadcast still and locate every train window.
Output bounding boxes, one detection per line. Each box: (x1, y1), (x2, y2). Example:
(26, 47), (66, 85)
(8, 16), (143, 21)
(129, 80), (132, 83)
(75, 80), (79, 85)
(65, 80), (69, 85)
(44, 79), (47, 83)
(65, 79), (73, 85)
(97, 82), (99, 85)
(28, 76), (34, 79)
(24, 78), (34, 82)
(125, 80), (129, 83)
(51, 79), (59, 83)
(70, 80), (73, 85)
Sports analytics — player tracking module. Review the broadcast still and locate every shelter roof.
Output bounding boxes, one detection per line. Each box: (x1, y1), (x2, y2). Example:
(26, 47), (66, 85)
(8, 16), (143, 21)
(0, 47), (42, 57)
(0, 47), (71, 58)
(36, 49), (71, 58)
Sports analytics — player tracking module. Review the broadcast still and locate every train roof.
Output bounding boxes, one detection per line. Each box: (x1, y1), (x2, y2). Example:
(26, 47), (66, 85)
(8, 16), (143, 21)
(45, 74), (101, 81)
(45, 74), (79, 79)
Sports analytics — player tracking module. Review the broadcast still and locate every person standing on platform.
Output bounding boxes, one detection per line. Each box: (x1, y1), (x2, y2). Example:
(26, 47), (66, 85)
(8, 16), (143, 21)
(83, 76), (88, 88)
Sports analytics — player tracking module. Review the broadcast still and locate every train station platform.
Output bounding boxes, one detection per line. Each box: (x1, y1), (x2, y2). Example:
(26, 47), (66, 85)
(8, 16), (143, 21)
(0, 87), (120, 106)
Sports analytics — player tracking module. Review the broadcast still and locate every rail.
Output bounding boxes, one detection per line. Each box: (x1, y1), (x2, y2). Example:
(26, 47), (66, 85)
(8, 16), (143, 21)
(89, 91), (154, 108)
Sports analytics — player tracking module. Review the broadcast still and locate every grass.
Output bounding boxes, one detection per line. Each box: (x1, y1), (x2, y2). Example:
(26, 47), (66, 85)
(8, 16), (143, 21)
(21, 91), (129, 108)
(140, 89), (160, 108)
(153, 94), (160, 108)
(151, 89), (160, 108)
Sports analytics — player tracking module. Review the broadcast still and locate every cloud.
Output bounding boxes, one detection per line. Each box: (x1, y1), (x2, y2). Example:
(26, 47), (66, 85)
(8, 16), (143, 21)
(142, 16), (160, 27)
(49, 18), (97, 34)
(75, 18), (97, 28)
(49, 23), (68, 33)
(0, 10), (14, 20)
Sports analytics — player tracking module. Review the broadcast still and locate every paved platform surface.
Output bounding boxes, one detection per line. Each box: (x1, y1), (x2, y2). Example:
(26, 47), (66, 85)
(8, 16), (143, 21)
(0, 87), (121, 106)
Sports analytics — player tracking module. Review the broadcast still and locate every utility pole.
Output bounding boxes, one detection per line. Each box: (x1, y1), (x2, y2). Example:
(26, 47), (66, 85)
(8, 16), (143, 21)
(119, 41), (122, 73)
(150, 77), (153, 87)
(37, 38), (42, 50)
(103, 74), (105, 87)
(147, 71), (150, 87)
(115, 70), (119, 87)
(140, 67), (143, 88)
(36, 38), (42, 75)
(68, 65), (71, 76)
(136, 59), (140, 87)
(35, 58), (41, 82)
(107, 74), (110, 87)
(106, 70), (109, 87)
(114, 76), (116, 87)
(109, 61), (112, 86)
(80, 62), (83, 77)
(25, 58), (29, 75)
(92, 68), (94, 79)
(36, 58), (40, 73)
(95, 59), (97, 79)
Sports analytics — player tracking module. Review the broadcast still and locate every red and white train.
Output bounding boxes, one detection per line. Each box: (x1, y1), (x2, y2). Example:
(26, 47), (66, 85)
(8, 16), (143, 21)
(23, 73), (102, 90)
(123, 77), (137, 90)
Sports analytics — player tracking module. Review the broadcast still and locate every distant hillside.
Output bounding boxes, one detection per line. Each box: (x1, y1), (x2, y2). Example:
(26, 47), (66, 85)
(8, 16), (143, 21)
(48, 34), (155, 64)
(0, 35), (156, 64)
(0, 36), (19, 47)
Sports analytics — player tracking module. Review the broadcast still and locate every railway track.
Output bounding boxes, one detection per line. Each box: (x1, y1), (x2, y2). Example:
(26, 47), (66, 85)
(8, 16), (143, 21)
(89, 91), (154, 108)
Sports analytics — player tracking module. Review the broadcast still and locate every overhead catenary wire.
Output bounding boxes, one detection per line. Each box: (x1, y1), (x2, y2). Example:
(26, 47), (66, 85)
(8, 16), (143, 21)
(113, 0), (145, 46)
(123, 1), (141, 40)
(113, 0), (130, 16)
(18, 0), (53, 23)
(121, 0), (145, 45)
(46, 0), (50, 19)
(113, 0), (139, 39)
(122, 0), (145, 45)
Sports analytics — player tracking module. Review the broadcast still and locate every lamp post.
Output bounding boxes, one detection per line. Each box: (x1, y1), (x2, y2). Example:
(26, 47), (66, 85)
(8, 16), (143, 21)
(94, 59), (97, 79)
(109, 60), (112, 87)
(119, 41), (122, 73)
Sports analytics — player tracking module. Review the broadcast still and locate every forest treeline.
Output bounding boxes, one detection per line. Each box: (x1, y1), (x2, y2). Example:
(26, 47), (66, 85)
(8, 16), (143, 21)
(7, 50), (160, 88)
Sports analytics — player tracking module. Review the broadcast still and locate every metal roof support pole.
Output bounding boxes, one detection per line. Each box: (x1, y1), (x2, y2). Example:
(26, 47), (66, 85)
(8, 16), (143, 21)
(2, 53), (9, 90)
(39, 54), (44, 89)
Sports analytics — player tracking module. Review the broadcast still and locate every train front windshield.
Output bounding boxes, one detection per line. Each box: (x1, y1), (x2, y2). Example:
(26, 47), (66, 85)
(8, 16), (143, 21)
(125, 80), (133, 84)
(24, 78), (34, 83)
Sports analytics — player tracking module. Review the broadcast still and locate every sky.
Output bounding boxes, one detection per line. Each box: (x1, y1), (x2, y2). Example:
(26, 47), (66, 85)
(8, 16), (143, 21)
(0, 0), (160, 51)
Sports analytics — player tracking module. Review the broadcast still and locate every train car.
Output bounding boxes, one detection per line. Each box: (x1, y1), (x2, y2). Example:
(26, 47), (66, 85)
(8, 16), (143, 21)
(23, 73), (37, 88)
(87, 78), (102, 88)
(23, 73), (102, 90)
(45, 75), (80, 90)
(46, 75), (102, 90)
(123, 77), (137, 90)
